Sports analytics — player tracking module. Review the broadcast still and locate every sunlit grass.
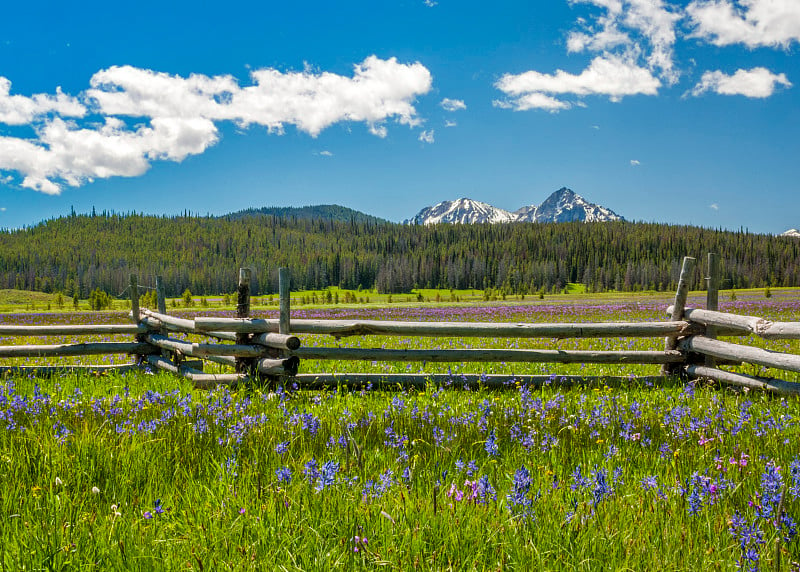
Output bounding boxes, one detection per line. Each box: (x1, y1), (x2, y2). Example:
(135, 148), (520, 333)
(1, 291), (800, 569)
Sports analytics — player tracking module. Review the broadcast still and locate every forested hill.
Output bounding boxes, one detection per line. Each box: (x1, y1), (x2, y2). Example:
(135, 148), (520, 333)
(0, 213), (797, 297)
(222, 204), (388, 225)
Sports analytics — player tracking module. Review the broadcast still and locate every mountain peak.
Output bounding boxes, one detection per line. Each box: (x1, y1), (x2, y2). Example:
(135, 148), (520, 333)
(404, 197), (515, 225)
(520, 187), (623, 223)
(407, 188), (623, 225)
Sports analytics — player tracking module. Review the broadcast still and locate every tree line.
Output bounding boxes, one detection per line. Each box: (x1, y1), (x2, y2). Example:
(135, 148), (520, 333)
(0, 212), (797, 297)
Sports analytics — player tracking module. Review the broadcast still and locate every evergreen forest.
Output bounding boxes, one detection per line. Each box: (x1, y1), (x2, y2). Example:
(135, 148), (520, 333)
(1, 211), (798, 297)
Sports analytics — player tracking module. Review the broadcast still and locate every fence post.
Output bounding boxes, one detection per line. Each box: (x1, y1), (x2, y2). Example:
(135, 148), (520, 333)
(129, 274), (139, 323)
(236, 268), (252, 374)
(663, 256), (696, 374)
(155, 276), (169, 359)
(156, 276), (167, 315)
(705, 253), (720, 368)
(279, 268), (290, 336)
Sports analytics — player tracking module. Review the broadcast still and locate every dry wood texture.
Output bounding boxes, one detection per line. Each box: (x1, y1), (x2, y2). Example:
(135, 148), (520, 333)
(291, 347), (684, 364)
(669, 306), (800, 340)
(680, 335), (800, 374)
(0, 324), (146, 336)
(685, 364), (800, 395)
(0, 342), (152, 358)
(194, 317), (695, 338)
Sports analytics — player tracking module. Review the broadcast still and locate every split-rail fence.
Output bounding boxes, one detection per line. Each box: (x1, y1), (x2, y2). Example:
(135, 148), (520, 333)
(2, 256), (800, 395)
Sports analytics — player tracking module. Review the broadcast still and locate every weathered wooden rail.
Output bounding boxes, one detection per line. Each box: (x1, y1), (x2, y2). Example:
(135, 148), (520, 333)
(1, 256), (799, 394)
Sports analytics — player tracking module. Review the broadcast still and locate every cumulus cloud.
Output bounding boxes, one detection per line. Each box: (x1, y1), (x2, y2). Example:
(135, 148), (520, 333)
(317, 150), (334, 157)
(690, 67), (792, 97)
(440, 98), (467, 111)
(494, 54), (660, 111)
(0, 56), (432, 194)
(567, 0), (681, 83)
(710, 203), (719, 210)
(496, 0), (795, 111)
(418, 129), (435, 143)
(686, 0), (800, 48)
(630, 159), (641, 165)
(0, 78), (86, 125)
(496, 0), (677, 111)
(444, 120), (457, 127)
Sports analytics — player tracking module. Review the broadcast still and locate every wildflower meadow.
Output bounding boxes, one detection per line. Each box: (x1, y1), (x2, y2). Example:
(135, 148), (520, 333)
(2, 291), (800, 570)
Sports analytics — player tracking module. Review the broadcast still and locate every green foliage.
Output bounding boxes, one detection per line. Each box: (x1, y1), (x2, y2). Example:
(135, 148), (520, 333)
(765, 285), (772, 298)
(223, 204), (389, 224)
(88, 288), (112, 311)
(0, 213), (797, 298)
(182, 288), (193, 307)
(139, 289), (158, 310)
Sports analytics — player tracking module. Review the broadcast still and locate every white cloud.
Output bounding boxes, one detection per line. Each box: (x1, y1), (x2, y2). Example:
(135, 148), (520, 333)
(424, 0), (438, 6)
(0, 115), (219, 194)
(710, 203), (719, 210)
(591, 124), (601, 129)
(445, 120), (457, 127)
(495, 0), (795, 112)
(317, 150), (334, 157)
(494, 54), (660, 111)
(0, 56), (432, 194)
(0, 78), (86, 125)
(0, 207), (6, 211)
(89, 56), (432, 137)
(418, 129), (435, 143)
(567, 0), (681, 83)
(440, 98), (467, 111)
(686, 0), (800, 48)
(630, 159), (641, 165)
(690, 67), (792, 97)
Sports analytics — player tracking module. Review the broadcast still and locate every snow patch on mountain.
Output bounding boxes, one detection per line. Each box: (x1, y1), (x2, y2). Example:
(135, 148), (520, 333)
(406, 188), (624, 225)
(781, 229), (800, 238)
(404, 198), (515, 225)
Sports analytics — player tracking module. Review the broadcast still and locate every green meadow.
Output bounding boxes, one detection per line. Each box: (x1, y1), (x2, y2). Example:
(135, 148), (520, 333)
(1, 289), (799, 570)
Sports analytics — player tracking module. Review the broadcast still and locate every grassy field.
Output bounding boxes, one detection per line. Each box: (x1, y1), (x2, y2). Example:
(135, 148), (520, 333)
(1, 290), (799, 570)
(0, 283), (770, 313)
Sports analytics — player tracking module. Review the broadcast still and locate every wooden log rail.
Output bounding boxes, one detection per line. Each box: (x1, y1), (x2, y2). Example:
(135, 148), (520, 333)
(292, 347), (684, 364)
(667, 306), (800, 340)
(0, 324), (147, 336)
(0, 342), (153, 358)
(193, 316), (698, 339)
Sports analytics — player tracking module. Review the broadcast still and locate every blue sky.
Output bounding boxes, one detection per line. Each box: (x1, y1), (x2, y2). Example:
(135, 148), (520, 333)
(0, 0), (798, 233)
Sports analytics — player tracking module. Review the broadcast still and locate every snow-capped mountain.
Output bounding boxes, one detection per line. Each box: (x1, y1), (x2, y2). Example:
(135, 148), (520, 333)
(403, 197), (516, 225)
(405, 188), (624, 225)
(781, 229), (800, 238)
(515, 187), (623, 223)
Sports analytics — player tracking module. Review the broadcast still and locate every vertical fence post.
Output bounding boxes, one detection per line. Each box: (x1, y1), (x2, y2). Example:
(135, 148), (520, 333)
(279, 268), (290, 336)
(155, 275), (169, 358)
(705, 253), (720, 368)
(129, 274), (139, 323)
(663, 256), (696, 374)
(156, 276), (166, 315)
(236, 268), (252, 374)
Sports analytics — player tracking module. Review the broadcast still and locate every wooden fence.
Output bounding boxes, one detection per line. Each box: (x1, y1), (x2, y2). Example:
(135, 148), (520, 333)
(2, 255), (800, 394)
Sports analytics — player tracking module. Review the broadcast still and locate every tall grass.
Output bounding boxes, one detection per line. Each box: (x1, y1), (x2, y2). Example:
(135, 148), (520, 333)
(2, 292), (800, 569)
(1, 371), (799, 570)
